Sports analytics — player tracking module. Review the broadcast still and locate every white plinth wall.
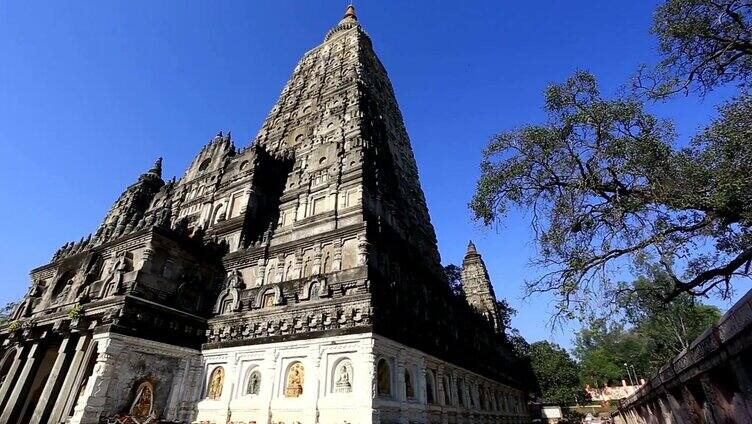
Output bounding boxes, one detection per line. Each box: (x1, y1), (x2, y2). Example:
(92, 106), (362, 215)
(194, 333), (529, 424)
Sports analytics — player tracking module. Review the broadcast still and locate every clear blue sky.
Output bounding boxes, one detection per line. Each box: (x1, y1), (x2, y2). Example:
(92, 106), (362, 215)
(0, 1), (746, 348)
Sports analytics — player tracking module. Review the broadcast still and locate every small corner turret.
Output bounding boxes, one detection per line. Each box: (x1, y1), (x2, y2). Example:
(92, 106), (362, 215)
(461, 240), (504, 334)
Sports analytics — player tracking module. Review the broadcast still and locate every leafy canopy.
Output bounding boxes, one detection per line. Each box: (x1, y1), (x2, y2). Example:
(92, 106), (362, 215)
(573, 320), (650, 387)
(574, 271), (722, 386)
(471, 71), (752, 320)
(639, 0), (752, 97)
(528, 341), (586, 405)
(0, 302), (17, 326)
(616, 270), (722, 371)
(471, 0), (752, 321)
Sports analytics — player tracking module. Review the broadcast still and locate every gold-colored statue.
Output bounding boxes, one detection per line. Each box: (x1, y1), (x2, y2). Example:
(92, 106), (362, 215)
(129, 382), (154, 421)
(285, 362), (304, 397)
(207, 367), (224, 400)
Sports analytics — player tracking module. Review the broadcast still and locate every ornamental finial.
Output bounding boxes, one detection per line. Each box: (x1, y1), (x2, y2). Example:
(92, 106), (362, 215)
(149, 157), (163, 178)
(344, 4), (357, 20)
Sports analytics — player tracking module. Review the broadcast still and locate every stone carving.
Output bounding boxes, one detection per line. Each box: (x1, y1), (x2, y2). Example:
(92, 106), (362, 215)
(285, 362), (305, 397)
(4, 5), (534, 423)
(129, 382), (155, 422)
(55, 278), (74, 305)
(100, 251), (132, 298)
(247, 369), (261, 395)
(107, 381), (158, 424)
(335, 360), (352, 393)
(207, 366), (224, 400)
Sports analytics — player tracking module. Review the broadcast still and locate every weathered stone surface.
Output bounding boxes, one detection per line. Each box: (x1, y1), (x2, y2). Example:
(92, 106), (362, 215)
(0, 5), (529, 423)
(613, 289), (752, 424)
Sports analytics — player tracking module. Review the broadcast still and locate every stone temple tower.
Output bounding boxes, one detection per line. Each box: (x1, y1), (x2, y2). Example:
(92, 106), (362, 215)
(0, 6), (530, 424)
(462, 241), (504, 334)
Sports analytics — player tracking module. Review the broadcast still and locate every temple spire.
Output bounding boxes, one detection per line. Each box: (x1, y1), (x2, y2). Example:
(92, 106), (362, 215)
(148, 157), (163, 178)
(461, 242), (503, 334)
(344, 4), (357, 20)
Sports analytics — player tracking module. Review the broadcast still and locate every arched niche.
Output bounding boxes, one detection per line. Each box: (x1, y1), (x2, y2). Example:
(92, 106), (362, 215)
(332, 358), (353, 394)
(213, 270), (243, 315)
(206, 366), (225, 400)
(302, 278), (328, 301)
(376, 358), (392, 398)
(254, 284), (283, 309)
(426, 370), (436, 404)
(284, 362), (305, 398)
(244, 366), (262, 396)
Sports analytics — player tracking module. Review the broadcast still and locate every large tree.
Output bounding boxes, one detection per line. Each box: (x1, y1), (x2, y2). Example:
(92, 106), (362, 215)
(471, 71), (751, 319)
(617, 270), (722, 370)
(574, 277), (722, 385)
(638, 0), (752, 97)
(528, 341), (585, 405)
(573, 320), (651, 387)
(470, 0), (752, 321)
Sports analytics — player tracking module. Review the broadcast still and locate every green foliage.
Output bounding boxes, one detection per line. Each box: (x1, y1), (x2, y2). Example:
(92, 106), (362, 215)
(639, 0), (752, 97)
(68, 304), (83, 319)
(471, 0), (752, 322)
(616, 270), (722, 371)
(443, 264), (465, 299)
(496, 298), (517, 330)
(574, 276), (721, 385)
(573, 320), (650, 387)
(0, 302), (17, 326)
(470, 69), (752, 321)
(528, 341), (585, 405)
(507, 328), (531, 359)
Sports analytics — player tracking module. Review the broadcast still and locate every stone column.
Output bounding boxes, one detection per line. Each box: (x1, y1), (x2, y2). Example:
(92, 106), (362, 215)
(29, 336), (77, 424)
(311, 347), (323, 424)
(436, 366), (447, 407)
(0, 342), (43, 424)
(730, 356), (752, 418)
(700, 375), (735, 424)
(164, 356), (191, 420)
(0, 346), (24, 413)
(69, 337), (117, 424)
(262, 350), (277, 424)
(256, 258), (266, 287)
(355, 340), (375, 423)
(396, 349), (408, 424)
(313, 245), (323, 275)
(48, 334), (90, 424)
(417, 357), (428, 424)
(665, 389), (688, 424)
(332, 241), (343, 272)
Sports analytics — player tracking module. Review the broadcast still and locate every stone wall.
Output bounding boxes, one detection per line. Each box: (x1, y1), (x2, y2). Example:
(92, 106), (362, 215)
(195, 333), (529, 424)
(70, 332), (202, 424)
(613, 289), (752, 423)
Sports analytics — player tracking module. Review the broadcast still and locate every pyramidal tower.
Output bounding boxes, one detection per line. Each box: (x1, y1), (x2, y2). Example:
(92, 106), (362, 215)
(0, 6), (530, 424)
(462, 241), (504, 333)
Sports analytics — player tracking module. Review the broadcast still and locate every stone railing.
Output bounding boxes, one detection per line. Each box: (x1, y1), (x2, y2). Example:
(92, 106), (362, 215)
(613, 288), (752, 423)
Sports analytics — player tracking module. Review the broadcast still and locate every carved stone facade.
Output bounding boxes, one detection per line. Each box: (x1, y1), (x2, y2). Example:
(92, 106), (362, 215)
(0, 6), (530, 424)
(461, 242), (503, 334)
